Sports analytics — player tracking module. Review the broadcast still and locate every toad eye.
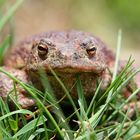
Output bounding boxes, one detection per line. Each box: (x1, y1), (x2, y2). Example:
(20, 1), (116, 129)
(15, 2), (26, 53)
(86, 44), (97, 57)
(37, 39), (49, 60)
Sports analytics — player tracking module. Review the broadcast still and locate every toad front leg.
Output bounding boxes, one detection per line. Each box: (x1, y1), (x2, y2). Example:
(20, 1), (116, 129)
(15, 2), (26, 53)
(0, 67), (35, 109)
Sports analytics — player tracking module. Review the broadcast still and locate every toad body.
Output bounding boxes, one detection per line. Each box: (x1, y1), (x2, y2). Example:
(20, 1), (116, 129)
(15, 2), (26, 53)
(0, 30), (133, 108)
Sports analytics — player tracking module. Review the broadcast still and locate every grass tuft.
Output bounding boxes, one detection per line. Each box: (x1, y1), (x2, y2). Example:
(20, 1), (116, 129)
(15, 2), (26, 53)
(0, 1), (140, 139)
(0, 0), (23, 32)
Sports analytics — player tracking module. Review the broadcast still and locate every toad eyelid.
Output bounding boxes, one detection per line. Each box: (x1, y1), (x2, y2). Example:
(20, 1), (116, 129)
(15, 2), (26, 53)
(80, 41), (97, 50)
(40, 39), (54, 46)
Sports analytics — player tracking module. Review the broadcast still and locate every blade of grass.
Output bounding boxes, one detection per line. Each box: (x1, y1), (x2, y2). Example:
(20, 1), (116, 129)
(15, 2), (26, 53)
(0, 124), (12, 138)
(0, 96), (10, 115)
(38, 70), (73, 139)
(86, 81), (102, 116)
(112, 29), (122, 82)
(123, 118), (140, 140)
(105, 29), (122, 102)
(76, 74), (87, 112)
(8, 118), (18, 134)
(78, 100), (88, 121)
(105, 69), (140, 108)
(97, 57), (134, 105)
(0, 68), (64, 139)
(0, 35), (11, 64)
(47, 66), (89, 136)
(108, 103), (131, 122)
(28, 128), (46, 140)
(0, 0), (23, 31)
(75, 130), (98, 140)
(13, 116), (47, 138)
(88, 104), (106, 128)
(106, 58), (135, 103)
(0, 109), (34, 121)
(88, 67), (140, 128)
(104, 127), (118, 140)
(104, 72), (140, 122)
(48, 66), (81, 120)
(114, 108), (130, 140)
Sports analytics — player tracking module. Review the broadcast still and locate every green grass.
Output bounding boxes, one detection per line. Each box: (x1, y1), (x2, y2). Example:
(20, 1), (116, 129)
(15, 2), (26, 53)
(0, 0), (23, 32)
(0, 1), (140, 140)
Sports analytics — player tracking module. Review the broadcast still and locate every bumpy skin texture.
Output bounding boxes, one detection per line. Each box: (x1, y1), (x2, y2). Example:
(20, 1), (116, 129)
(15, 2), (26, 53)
(5, 30), (115, 70)
(1, 30), (116, 108)
(5, 31), (114, 101)
(27, 31), (116, 98)
(0, 67), (35, 108)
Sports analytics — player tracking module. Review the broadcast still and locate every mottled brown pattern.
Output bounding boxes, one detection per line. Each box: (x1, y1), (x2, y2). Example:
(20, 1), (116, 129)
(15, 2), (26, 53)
(1, 30), (139, 108)
(0, 67), (35, 108)
(5, 30), (115, 71)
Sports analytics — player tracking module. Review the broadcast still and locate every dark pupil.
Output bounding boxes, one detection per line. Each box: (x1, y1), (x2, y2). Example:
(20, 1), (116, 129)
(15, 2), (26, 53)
(38, 45), (47, 52)
(87, 47), (96, 52)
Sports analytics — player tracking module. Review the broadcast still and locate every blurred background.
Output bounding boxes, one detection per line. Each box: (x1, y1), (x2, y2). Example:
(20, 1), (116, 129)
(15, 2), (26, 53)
(1, 0), (140, 65)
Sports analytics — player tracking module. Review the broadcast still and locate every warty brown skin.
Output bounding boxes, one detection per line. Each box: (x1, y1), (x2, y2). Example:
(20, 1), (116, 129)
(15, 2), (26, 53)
(0, 30), (124, 108)
(5, 30), (115, 70)
(0, 67), (35, 108)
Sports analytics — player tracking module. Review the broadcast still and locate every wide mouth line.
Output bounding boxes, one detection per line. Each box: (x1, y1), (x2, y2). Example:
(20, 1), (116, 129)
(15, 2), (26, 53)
(29, 63), (106, 74)
(44, 66), (105, 74)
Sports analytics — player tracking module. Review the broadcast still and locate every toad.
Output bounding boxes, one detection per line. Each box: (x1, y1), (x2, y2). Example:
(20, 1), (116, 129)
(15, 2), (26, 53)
(0, 30), (139, 108)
